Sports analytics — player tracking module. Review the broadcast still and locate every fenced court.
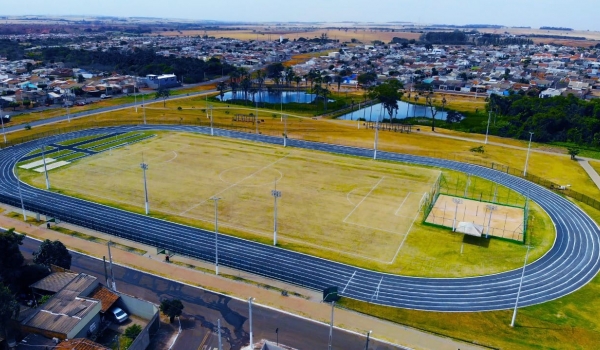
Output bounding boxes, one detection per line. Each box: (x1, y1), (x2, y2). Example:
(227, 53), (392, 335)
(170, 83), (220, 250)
(22, 132), (441, 264)
(422, 173), (528, 242)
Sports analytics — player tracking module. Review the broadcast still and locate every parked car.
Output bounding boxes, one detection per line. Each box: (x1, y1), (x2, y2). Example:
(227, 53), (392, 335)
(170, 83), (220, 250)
(76, 101), (86, 106)
(110, 307), (129, 323)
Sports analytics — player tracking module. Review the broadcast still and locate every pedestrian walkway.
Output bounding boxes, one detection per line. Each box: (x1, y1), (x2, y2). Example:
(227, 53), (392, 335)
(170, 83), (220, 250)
(0, 203), (486, 350)
(579, 159), (600, 190)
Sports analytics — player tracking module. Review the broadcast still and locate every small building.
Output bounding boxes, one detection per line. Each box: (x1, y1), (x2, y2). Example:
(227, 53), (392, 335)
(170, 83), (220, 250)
(145, 74), (180, 89)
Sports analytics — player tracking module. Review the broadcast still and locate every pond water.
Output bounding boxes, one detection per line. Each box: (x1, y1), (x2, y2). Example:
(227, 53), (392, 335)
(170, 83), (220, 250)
(337, 101), (448, 121)
(216, 91), (319, 104)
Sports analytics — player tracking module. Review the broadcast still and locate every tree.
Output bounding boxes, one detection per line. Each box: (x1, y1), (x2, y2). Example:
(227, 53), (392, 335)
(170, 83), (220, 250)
(155, 88), (171, 108)
(77, 74), (85, 83)
(0, 228), (25, 287)
(425, 92), (440, 131)
(216, 82), (227, 101)
(125, 324), (142, 339)
(357, 72), (377, 88)
(160, 298), (184, 323)
(334, 75), (343, 93)
(0, 283), (19, 338)
(33, 239), (72, 269)
(568, 147), (580, 160)
(370, 80), (404, 120)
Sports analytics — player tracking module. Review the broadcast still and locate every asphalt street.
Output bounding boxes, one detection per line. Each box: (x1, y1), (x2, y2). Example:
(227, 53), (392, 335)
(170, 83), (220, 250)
(1, 125), (599, 312)
(19, 236), (403, 350)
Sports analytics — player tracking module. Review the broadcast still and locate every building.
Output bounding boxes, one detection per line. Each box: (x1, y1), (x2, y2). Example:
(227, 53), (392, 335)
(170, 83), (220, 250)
(145, 74), (180, 89)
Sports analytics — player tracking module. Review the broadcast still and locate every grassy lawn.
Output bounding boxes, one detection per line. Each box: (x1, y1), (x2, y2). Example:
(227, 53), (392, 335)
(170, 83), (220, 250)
(590, 161), (600, 175)
(19, 132), (555, 277)
(51, 226), (147, 255)
(340, 199), (600, 350)
(57, 134), (107, 146)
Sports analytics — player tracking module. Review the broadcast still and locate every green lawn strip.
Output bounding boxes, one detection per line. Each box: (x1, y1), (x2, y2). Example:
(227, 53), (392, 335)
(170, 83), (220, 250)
(76, 132), (143, 149)
(90, 134), (155, 152)
(59, 152), (88, 162)
(50, 226), (147, 255)
(170, 260), (306, 299)
(18, 149), (75, 166)
(590, 161), (600, 175)
(26, 146), (56, 156)
(57, 134), (107, 146)
(5, 211), (44, 224)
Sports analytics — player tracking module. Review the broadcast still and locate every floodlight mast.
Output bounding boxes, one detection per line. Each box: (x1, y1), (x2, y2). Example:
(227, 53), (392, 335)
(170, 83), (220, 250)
(271, 180), (282, 245)
(211, 197), (221, 275)
(1, 105), (7, 144)
(140, 161), (149, 215)
(511, 245), (531, 327)
(41, 145), (50, 190)
(210, 105), (214, 136)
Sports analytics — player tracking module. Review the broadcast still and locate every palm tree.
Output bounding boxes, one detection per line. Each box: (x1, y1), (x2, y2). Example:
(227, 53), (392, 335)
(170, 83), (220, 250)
(285, 67), (295, 87)
(293, 75), (302, 102)
(334, 75), (343, 93)
(230, 81), (239, 98)
(240, 77), (252, 103)
(413, 95), (419, 118)
(217, 82), (227, 101)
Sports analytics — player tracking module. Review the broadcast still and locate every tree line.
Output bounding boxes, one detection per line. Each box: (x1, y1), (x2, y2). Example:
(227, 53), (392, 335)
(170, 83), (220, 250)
(487, 94), (600, 147)
(36, 47), (235, 84)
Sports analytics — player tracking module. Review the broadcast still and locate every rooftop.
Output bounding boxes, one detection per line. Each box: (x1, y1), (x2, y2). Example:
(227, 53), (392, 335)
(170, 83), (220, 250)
(56, 338), (110, 350)
(88, 285), (119, 313)
(30, 271), (79, 293)
(23, 274), (99, 336)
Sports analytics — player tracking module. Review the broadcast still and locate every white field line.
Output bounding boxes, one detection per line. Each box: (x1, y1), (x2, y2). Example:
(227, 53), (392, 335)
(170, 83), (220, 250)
(389, 192), (428, 264)
(342, 220), (409, 236)
(179, 153), (292, 215)
(342, 271), (356, 293)
(342, 176), (385, 223)
(394, 192), (413, 216)
(163, 151), (178, 163)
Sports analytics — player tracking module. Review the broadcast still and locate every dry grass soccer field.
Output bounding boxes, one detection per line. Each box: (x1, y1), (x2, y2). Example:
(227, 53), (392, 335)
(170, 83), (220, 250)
(28, 131), (440, 263)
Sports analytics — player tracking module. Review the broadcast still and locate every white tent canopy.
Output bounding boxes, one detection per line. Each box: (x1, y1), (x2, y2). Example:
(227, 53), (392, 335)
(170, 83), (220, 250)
(456, 222), (483, 237)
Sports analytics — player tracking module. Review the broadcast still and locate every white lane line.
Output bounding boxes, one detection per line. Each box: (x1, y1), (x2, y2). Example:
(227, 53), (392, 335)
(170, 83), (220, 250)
(342, 271), (356, 294)
(342, 176), (385, 223)
(388, 193), (427, 264)
(179, 153), (291, 215)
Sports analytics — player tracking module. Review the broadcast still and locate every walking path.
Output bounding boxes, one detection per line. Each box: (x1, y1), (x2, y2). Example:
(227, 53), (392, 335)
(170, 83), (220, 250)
(0, 204), (487, 350)
(579, 159), (600, 190)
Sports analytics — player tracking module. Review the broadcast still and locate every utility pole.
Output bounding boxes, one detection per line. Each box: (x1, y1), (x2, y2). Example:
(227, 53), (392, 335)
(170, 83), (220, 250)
(271, 180), (282, 246)
(365, 330), (372, 350)
(523, 132), (534, 177)
(217, 319), (223, 350)
(248, 297), (254, 348)
(210, 104), (214, 136)
(140, 161), (149, 215)
(485, 110), (491, 144)
(41, 145), (50, 190)
(107, 241), (117, 291)
(511, 245), (531, 327)
(211, 197), (221, 275)
(328, 301), (335, 350)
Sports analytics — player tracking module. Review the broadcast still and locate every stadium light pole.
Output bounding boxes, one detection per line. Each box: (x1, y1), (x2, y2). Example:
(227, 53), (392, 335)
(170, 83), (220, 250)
(142, 94), (147, 125)
(452, 198), (463, 231)
(134, 81), (138, 113)
(211, 196), (221, 275)
(523, 132), (534, 177)
(217, 319), (223, 350)
(248, 297), (254, 348)
(140, 161), (149, 215)
(511, 245), (531, 327)
(41, 145), (50, 190)
(283, 114), (287, 147)
(15, 166), (27, 221)
(484, 110), (491, 144)
(328, 300), (335, 350)
(373, 104), (382, 160)
(486, 205), (497, 238)
(209, 104), (214, 136)
(271, 180), (282, 246)
(255, 101), (259, 134)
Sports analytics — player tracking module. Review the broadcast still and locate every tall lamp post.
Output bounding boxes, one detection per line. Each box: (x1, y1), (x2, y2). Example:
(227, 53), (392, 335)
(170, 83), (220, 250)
(248, 297), (254, 348)
(523, 132), (534, 177)
(484, 110), (492, 144)
(283, 114), (287, 147)
(452, 198), (463, 231)
(485, 205), (497, 238)
(373, 106), (382, 160)
(209, 104), (214, 136)
(140, 161), (149, 215)
(211, 197), (221, 275)
(271, 181), (282, 246)
(511, 245), (531, 327)
(365, 330), (372, 350)
(142, 93), (147, 125)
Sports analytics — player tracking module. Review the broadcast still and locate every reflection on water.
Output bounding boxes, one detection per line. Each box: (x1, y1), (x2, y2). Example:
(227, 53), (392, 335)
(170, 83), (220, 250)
(337, 101), (448, 121)
(216, 91), (319, 104)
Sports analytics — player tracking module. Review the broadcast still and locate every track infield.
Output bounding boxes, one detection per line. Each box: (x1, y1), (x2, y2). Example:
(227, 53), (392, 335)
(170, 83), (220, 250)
(26, 131), (440, 263)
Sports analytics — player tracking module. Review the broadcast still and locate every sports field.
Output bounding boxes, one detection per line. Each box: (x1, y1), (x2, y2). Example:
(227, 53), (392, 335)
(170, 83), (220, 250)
(27, 131), (439, 263)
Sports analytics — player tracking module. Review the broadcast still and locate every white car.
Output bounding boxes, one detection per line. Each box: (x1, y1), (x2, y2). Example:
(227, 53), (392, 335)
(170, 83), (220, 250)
(110, 307), (129, 323)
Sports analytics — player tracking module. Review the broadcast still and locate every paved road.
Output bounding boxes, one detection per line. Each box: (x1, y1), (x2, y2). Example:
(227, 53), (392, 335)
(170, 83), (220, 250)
(19, 236), (402, 350)
(2, 125), (600, 312)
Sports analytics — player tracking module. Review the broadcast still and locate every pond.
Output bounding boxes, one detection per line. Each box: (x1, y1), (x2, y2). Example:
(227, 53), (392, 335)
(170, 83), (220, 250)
(216, 91), (321, 104)
(336, 101), (448, 121)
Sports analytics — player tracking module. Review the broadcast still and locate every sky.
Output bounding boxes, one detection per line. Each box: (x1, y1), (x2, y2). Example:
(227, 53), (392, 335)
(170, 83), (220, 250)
(4, 0), (600, 32)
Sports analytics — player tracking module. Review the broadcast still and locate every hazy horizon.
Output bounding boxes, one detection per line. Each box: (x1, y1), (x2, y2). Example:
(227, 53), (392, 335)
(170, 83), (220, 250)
(3, 0), (600, 32)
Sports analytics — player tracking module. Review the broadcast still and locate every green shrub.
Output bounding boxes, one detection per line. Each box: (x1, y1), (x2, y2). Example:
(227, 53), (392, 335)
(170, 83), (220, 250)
(124, 324), (142, 339)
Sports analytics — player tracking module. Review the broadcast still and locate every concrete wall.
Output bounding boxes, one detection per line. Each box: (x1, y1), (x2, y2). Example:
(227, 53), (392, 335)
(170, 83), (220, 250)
(72, 312), (101, 339)
(67, 301), (101, 339)
(116, 292), (159, 350)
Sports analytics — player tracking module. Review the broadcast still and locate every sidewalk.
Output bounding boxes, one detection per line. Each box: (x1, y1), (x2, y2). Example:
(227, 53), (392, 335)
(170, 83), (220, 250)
(0, 204), (486, 350)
